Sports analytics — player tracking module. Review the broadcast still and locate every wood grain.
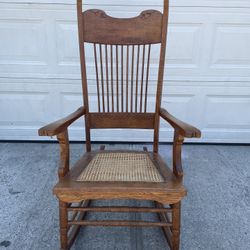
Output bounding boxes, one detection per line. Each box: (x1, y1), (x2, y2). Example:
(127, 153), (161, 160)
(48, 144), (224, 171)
(68, 220), (171, 227)
(89, 112), (155, 129)
(83, 9), (162, 45)
(160, 107), (201, 138)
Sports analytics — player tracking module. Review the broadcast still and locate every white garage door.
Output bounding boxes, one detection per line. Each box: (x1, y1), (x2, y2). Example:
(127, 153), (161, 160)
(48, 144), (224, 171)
(0, 0), (250, 143)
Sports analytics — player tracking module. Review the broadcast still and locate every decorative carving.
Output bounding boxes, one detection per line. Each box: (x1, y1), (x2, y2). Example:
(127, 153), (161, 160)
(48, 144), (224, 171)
(83, 9), (162, 44)
(140, 10), (156, 20)
(89, 9), (107, 19)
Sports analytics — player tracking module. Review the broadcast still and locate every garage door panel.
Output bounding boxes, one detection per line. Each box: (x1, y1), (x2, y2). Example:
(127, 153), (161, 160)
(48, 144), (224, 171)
(204, 95), (250, 129)
(0, 18), (49, 76)
(210, 24), (250, 69)
(0, 92), (48, 123)
(55, 20), (80, 67)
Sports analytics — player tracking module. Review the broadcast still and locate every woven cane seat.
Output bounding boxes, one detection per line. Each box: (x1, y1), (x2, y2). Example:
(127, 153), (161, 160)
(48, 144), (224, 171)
(53, 150), (187, 204)
(77, 152), (164, 182)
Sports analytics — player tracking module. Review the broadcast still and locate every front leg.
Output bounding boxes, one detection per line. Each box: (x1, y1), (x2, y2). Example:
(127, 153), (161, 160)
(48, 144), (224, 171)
(57, 130), (70, 180)
(173, 130), (184, 179)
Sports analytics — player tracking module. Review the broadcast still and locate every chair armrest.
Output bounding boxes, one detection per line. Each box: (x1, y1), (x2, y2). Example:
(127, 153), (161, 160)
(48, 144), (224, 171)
(38, 106), (86, 136)
(159, 107), (201, 138)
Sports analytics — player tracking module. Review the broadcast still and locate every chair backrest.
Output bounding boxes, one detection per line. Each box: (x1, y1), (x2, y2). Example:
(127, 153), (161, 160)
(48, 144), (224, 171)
(77, 0), (169, 152)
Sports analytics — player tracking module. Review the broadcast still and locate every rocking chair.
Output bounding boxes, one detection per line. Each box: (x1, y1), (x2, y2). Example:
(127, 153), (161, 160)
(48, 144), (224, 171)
(38, 0), (201, 249)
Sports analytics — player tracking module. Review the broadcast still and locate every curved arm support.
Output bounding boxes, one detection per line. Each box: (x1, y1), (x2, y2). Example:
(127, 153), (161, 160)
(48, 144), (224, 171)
(160, 108), (201, 138)
(160, 107), (201, 178)
(38, 106), (86, 136)
(57, 130), (70, 179)
(173, 131), (184, 178)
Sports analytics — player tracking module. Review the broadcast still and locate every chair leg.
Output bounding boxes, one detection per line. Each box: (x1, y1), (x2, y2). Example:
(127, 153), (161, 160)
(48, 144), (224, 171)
(172, 202), (181, 250)
(59, 201), (68, 250)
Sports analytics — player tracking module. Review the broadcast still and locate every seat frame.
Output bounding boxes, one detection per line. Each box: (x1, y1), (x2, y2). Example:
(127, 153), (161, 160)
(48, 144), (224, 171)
(38, 1), (201, 249)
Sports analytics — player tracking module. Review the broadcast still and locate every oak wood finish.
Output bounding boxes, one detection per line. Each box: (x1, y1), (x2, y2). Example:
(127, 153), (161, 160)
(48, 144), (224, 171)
(155, 201), (173, 248)
(83, 9), (163, 45)
(172, 202), (181, 250)
(68, 206), (172, 213)
(53, 150), (187, 204)
(173, 131), (185, 178)
(89, 112), (155, 129)
(38, 0), (201, 249)
(68, 220), (171, 227)
(77, 0), (91, 152)
(153, 0), (169, 153)
(57, 131), (70, 179)
(67, 200), (90, 249)
(59, 201), (68, 250)
(160, 107), (201, 138)
(59, 200), (90, 250)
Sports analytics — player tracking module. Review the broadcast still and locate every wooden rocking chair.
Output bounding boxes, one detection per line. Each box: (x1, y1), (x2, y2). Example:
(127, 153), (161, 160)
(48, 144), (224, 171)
(38, 0), (201, 249)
